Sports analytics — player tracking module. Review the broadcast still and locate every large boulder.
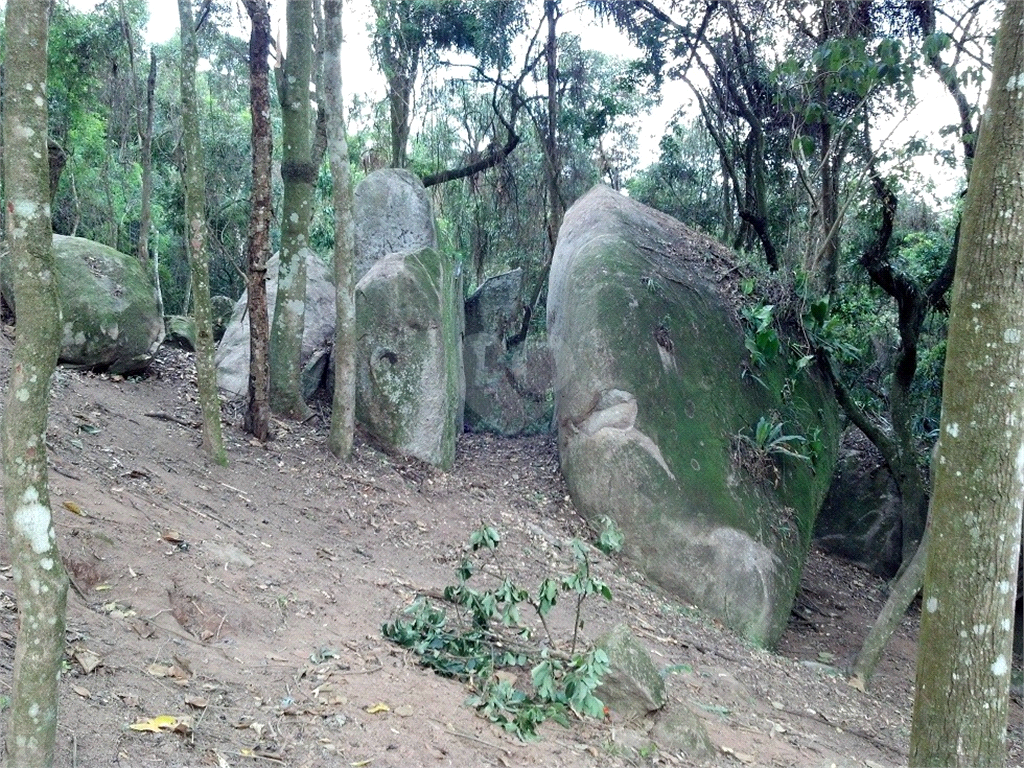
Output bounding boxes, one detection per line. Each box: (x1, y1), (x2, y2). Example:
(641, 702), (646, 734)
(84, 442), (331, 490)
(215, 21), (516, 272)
(814, 431), (903, 578)
(547, 186), (839, 647)
(463, 269), (554, 435)
(215, 251), (334, 398)
(355, 246), (464, 470)
(354, 168), (437, 282)
(1, 235), (163, 374)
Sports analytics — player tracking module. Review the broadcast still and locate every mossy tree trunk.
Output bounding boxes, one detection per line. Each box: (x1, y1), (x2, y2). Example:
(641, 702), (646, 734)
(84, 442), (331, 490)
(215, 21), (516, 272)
(270, 0), (315, 419)
(909, 4), (1024, 764)
(178, 0), (227, 466)
(241, 0), (272, 442)
(1, 2), (70, 766)
(323, 0), (356, 459)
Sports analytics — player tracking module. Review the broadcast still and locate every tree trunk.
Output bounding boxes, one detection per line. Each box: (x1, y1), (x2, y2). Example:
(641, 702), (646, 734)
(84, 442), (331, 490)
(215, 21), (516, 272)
(137, 51), (157, 268)
(909, 4), (1024, 763)
(178, 0), (227, 466)
(323, 0), (356, 459)
(270, 0), (314, 419)
(241, 0), (272, 442)
(1, 3), (70, 766)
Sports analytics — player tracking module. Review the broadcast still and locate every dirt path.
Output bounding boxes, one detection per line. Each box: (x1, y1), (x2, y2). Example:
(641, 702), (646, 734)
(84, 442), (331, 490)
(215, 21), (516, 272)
(1, 338), (1021, 767)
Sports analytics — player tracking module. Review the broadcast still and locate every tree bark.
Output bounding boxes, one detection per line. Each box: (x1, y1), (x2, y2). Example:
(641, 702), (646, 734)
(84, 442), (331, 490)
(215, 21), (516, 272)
(909, 4), (1024, 763)
(323, 0), (356, 459)
(137, 51), (156, 268)
(241, 0), (272, 442)
(270, 0), (314, 419)
(178, 0), (227, 465)
(1, 2), (70, 766)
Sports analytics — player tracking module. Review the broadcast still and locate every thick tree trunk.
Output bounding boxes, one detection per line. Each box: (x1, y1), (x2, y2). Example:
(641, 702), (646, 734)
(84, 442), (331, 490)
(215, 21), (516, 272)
(270, 0), (314, 419)
(909, 4), (1024, 764)
(323, 0), (356, 459)
(242, 0), (272, 442)
(178, 0), (227, 466)
(1, 3), (70, 766)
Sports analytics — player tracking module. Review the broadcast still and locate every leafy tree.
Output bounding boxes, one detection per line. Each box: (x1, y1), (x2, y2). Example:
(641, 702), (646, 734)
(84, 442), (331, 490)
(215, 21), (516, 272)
(908, 2), (1024, 763)
(371, 0), (528, 168)
(178, 0), (227, 465)
(1, 2), (70, 766)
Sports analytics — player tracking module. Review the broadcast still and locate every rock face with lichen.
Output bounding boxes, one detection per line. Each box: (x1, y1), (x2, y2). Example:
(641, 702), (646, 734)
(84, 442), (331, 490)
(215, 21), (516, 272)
(1, 235), (164, 374)
(215, 251), (334, 398)
(547, 186), (839, 647)
(355, 246), (464, 469)
(463, 269), (553, 435)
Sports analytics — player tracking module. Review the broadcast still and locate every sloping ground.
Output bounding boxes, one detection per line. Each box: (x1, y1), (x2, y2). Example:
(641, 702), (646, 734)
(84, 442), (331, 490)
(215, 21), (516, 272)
(0, 335), (1020, 768)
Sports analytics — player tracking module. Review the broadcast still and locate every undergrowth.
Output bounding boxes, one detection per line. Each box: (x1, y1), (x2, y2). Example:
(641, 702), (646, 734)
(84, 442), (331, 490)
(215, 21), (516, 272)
(382, 519), (622, 740)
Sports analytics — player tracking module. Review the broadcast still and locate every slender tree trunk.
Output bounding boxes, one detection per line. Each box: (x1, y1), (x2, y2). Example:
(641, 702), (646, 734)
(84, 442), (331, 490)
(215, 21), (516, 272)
(137, 51), (157, 268)
(323, 0), (356, 458)
(242, 0), (272, 441)
(542, 0), (563, 256)
(270, 0), (314, 419)
(1, 3), (70, 767)
(909, 4), (1024, 763)
(178, 0), (227, 465)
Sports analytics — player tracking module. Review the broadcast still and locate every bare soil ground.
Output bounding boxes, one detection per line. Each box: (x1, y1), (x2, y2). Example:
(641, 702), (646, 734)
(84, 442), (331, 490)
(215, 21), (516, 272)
(0, 335), (1021, 768)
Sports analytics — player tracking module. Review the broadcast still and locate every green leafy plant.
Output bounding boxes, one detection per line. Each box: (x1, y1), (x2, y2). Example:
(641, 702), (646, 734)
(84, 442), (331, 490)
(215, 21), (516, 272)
(734, 415), (820, 487)
(382, 521), (620, 740)
(741, 303), (781, 368)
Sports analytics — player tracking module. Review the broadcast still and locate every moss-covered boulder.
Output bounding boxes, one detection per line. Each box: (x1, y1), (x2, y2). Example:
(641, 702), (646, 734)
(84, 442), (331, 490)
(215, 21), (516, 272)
(1, 235), (163, 373)
(547, 186), (839, 647)
(464, 269), (553, 435)
(355, 246), (464, 469)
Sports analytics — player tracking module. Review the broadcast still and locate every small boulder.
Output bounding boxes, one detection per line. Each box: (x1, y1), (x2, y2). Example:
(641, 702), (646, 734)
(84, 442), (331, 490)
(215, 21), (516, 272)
(355, 246), (464, 469)
(215, 251), (334, 398)
(1, 234), (164, 374)
(649, 708), (716, 762)
(164, 316), (196, 350)
(354, 169), (437, 281)
(594, 623), (666, 719)
(464, 269), (553, 435)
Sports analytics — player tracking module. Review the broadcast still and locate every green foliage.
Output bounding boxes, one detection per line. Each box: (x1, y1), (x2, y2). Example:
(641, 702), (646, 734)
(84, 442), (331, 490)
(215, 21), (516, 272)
(741, 303), (781, 369)
(737, 415), (816, 465)
(382, 522), (620, 740)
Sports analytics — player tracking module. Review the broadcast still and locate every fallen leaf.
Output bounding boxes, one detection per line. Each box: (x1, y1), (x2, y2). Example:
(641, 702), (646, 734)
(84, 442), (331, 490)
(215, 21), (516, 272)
(94, 584), (113, 592)
(62, 501), (87, 516)
(73, 647), (102, 674)
(72, 685), (91, 698)
(365, 703), (389, 714)
(161, 530), (184, 544)
(847, 675), (866, 692)
(184, 696), (208, 709)
(129, 715), (180, 733)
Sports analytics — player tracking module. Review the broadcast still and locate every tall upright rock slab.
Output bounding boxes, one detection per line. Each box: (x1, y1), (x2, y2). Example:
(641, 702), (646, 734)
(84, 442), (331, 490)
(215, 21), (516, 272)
(463, 269), (553, 435)
(547, 186), (838, 646)
(354, 169), (437, 281)
(355, 246), (464, 469)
